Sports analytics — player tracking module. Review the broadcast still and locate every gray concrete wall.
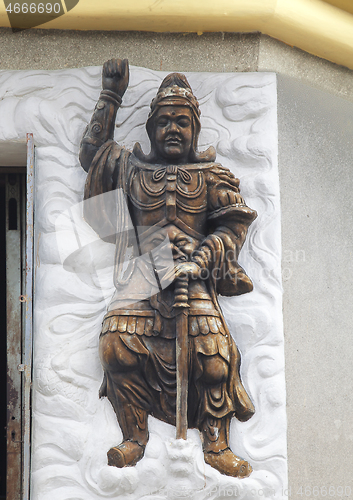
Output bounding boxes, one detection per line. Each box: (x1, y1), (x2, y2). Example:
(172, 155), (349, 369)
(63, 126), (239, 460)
(0, 28), (260, 72)
(277, 76), (353, 498)
(1, 26), (353, 497)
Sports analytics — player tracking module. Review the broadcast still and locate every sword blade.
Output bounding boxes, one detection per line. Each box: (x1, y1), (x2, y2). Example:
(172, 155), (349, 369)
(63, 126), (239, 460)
(174, 274), (189, 440)
(176, 308), (188, 439)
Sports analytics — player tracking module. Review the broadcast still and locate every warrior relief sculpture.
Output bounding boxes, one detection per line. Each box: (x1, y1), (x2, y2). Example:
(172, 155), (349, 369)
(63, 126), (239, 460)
(79, 59), (257, 478)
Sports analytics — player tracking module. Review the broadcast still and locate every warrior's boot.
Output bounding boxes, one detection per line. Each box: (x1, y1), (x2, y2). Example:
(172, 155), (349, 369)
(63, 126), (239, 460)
(200, 416), (252, 478)
(107, 404), (148, 468)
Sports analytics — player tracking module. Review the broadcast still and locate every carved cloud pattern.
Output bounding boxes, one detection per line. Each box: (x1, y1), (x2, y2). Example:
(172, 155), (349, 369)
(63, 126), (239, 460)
(0, 66), (286, 499)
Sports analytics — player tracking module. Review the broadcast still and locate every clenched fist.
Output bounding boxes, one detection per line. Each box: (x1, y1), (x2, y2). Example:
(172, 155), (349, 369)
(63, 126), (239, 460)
(102, 58), (129, 98)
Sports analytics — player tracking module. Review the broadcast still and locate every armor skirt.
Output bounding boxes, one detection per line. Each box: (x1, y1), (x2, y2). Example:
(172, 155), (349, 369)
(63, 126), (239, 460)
(99, 313), (254, 428)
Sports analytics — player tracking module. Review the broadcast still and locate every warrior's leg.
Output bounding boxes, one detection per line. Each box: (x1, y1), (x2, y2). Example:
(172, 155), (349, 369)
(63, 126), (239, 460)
(197, 354), (252, 478)
(200, 415), (252, 478)
(106, 400), (148, 468)
(99, 332), (150, 468)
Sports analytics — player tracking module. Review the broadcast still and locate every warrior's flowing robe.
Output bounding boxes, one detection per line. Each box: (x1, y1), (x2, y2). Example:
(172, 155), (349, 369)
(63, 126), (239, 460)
(84, 140), (257, 429)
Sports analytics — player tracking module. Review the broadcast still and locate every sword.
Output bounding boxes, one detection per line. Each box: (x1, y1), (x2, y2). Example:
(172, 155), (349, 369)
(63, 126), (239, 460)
(174, 271), (189, 440)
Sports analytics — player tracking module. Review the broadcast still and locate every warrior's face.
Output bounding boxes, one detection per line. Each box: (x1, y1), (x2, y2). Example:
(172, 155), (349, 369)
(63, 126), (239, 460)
(153, 106), (193, 164)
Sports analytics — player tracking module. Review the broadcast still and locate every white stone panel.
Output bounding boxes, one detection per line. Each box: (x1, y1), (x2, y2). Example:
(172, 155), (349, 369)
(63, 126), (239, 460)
(0, 66), (285, 499)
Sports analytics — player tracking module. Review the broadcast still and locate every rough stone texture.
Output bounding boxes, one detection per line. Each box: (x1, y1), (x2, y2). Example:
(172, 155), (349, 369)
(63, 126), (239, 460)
(0, 28), (260, 72)
(277, 74), (353, 498)
(259, 35), (353, 103)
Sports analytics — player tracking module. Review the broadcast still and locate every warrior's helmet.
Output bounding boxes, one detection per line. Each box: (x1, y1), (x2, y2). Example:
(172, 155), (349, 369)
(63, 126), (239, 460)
(134, 73), (215, 163)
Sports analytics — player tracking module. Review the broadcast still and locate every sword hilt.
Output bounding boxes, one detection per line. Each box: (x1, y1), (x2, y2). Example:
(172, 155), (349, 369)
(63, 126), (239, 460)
(174, 274), (189, 309)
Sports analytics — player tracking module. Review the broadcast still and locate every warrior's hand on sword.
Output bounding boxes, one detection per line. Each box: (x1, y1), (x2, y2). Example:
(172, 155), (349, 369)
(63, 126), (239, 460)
(159, 261), (202, 287)
(102, 58), (129, 98)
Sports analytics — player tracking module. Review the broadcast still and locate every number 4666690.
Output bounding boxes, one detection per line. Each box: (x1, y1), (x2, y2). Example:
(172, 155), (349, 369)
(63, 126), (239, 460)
(296, 486), (351, 497)
(6, 3), (62, 14)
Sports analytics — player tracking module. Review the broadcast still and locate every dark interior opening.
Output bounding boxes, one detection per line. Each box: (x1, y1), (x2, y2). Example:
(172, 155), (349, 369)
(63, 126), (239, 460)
(8, 198), (17, 231)
(0, 176), (7, 498)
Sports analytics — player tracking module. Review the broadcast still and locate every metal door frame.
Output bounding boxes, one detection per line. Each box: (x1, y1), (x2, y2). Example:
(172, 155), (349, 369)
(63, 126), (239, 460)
(3, 133), (35, 499)
(22, 133), (34, 500)
(1, 133), (34, 499)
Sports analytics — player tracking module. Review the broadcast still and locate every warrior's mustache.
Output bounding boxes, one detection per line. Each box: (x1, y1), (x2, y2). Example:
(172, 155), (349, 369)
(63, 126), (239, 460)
(165, 134), (182, 142)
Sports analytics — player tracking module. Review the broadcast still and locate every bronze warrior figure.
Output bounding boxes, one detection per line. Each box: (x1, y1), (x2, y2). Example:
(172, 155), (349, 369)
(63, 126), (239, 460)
(79, 59), (257, 478)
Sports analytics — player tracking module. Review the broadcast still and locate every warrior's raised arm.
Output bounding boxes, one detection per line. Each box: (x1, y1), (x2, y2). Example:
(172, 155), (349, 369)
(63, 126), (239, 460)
(79, 59), (129, 172)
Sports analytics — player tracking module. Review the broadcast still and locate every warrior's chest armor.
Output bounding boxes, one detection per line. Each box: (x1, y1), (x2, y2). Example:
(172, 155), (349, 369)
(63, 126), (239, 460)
(128, 161), (211, 240)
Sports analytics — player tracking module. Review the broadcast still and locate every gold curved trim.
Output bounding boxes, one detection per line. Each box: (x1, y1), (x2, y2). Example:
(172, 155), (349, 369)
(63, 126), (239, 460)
(322, 0), (353, 16)
(0, 0), (353, 70)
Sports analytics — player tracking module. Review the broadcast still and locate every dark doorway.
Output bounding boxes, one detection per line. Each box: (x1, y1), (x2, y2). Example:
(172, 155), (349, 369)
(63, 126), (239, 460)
(0, 176), (7, 499)
(0, 171), (26, 500)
